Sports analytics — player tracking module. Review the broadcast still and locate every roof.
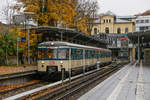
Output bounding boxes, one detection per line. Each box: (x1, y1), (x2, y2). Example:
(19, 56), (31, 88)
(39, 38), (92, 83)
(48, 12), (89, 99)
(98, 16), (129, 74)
(93, 18), (101, 24)
(127, 30), (150, 45)
(135, 10), (150, 16)
(23, 26), (107, 48)
(99, 11), (116, 17)
(115, 19), (132, 23)
(39, 41), (111, 51)
(117, 16), (136, 19)
(105, 11), (116, 16)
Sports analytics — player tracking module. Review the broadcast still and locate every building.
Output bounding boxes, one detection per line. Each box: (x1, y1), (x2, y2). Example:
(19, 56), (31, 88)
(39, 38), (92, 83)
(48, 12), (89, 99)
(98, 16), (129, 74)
(91, 11), (136, 35)
(91, 11), (136, 61)
(135, 15), (150, 31)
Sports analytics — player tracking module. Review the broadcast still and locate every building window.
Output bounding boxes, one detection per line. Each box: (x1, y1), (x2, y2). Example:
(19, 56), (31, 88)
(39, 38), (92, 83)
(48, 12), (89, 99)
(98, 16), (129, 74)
(136, 20), (139, 23)
(106, 19), (108, 23)
(105, 27), (109, 33)
(94, 28), (98, 34)
(139, 26), (149, 31)
(104, 20), (105, 23)
(117, 28), (121, 34)
(109, 19), (111, 23)
(141, 20), (144, 23)
(145, 20), (149, 23)
(125, 28), (128, 33)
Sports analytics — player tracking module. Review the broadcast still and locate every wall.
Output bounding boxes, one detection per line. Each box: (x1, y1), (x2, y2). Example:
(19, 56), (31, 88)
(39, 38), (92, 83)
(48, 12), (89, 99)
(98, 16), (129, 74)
(91, 15), (135, 35)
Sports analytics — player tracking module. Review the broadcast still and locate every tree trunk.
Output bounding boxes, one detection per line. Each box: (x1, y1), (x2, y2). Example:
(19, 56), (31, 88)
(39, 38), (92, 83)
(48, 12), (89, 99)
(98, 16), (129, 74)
(6, 46), (8, 65)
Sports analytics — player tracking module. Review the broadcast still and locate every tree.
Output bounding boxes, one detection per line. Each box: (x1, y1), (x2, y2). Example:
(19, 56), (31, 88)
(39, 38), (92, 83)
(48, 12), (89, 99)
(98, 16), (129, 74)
(0, 30), (17, 65)
(15, 0), (99, 34)
(0, 0), (22, 65)
(16, 0), (76, 27)
(74, 0), (99, 34)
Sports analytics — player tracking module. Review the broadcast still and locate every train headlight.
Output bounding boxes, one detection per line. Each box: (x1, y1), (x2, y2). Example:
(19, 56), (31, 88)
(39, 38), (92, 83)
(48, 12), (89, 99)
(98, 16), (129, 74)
(60, 61), (63, 64)
(51, 42), (54, 45)
(42, 61), (45, 64)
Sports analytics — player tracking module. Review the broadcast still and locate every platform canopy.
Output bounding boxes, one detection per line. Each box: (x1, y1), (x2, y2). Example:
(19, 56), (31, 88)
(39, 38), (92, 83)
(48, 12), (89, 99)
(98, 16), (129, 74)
(127, 30), (150, 47)
(24, 26), (107, 48)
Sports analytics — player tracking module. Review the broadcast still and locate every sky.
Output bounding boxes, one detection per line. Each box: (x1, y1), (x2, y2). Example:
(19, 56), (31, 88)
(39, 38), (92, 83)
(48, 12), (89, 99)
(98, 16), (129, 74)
(0, 0), (150, 22)
(0, 0), (15, 22)
(98, 0), (150, 16)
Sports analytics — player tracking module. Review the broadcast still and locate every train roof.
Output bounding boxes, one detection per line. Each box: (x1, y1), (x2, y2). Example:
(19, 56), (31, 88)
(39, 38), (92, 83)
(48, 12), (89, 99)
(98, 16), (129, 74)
(39, 41), (111, 52)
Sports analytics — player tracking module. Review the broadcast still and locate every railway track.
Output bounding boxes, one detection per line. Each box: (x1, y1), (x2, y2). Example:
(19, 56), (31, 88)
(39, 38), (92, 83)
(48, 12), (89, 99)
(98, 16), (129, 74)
(38, 63), (126, 100)
(57, 63), (125, 100)
(0, 80), (51, 100)
(3, 62), (129, 100)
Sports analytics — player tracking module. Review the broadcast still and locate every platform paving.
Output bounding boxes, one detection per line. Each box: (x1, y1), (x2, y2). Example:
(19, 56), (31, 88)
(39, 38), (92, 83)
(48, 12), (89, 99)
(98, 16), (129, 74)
(78, 61), (150, 100)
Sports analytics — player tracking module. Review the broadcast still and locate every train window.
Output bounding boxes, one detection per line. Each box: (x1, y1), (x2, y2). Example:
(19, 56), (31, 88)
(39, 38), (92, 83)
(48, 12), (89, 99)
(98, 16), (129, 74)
(85, 50), (90, 59)
(96, 51), (99, 58)
(89, 50), (92, 58)
(80, 50), (83, 59)
(58, 49), (69, 59)
(93, 50), (96, 58)
(38, 49), (47, 59)
(48, 49), (57, 59)
(101, 51), (104, 58)
(92, 50), (95, 58)
(71, 49), (76, 60)
(88, 50), (91, 58)
(76, 49), (82, 59)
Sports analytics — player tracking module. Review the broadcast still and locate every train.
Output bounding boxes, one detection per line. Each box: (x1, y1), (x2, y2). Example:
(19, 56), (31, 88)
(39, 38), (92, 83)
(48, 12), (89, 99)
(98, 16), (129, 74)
(37, 41), (112, 80)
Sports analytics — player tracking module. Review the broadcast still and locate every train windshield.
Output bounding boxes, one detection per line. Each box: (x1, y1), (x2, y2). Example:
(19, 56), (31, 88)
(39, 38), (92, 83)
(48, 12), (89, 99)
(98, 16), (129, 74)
(48, 49), (57, 59)
(38, 49), (47, 59)
(58, 49), (69, 59)
(38, 48), (69, 59)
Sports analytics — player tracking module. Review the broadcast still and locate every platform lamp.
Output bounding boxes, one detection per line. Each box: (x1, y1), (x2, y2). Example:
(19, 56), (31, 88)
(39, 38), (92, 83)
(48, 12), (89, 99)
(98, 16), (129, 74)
(142, 37), (144, 60)
(60, 61), (64, 85)
(69, 48), (72, 84)
(22, 12), (34, 65)
(138, 31), (140, 63)
(13, 14), (25, 66)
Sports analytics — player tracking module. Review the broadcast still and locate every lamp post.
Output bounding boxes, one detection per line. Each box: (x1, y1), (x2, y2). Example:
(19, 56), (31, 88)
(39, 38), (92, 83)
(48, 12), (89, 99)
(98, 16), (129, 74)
(22, 12), (34, 65)
(60, 61), (64, 85)
(83, 49), (85, 77)
(142, 37), (144, 60)
(142, 37), (144, 46)
(138, 32), (140, 63)
(13, 12), (34, 66)
(13, 14), (23, 66)
(69, 48), (72, 84)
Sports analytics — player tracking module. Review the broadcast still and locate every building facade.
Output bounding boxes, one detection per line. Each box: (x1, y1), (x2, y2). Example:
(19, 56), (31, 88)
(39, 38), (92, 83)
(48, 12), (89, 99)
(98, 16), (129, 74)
(91, 11), (135, 35)
(91, 11), (136, 61)
(135, 15), (150, 31)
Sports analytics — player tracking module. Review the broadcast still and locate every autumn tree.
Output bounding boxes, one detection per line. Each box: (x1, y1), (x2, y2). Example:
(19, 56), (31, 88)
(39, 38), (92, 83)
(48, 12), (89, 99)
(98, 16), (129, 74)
(15, 0), (99, 34)
(15, 0), (76, 27)
(0, 1), (19, 65)
(74, 0), (99, 34)
(0, 29), (17, 65)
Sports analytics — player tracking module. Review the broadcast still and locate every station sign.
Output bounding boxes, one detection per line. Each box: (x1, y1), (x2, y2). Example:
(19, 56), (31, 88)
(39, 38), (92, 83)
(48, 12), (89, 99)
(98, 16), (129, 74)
(21, 37), (26, 42)
(120, 38), (128, 39)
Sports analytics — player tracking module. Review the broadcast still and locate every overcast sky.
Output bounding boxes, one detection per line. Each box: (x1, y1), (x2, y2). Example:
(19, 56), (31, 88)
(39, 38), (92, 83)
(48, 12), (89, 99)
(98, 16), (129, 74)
(0, 0), (150, 22)
(0, 0), (14, 22)
(98, 0), (150, 16)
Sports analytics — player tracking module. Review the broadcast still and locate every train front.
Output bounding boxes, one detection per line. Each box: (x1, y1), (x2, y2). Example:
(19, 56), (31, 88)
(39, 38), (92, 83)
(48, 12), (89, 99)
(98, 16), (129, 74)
(37, 43), (70, 79)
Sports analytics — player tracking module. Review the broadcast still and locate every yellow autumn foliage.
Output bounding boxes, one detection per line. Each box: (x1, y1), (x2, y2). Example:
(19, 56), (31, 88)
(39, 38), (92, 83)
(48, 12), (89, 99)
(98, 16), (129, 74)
(17, 0), (88, 32)
(15, 0), (98, 36)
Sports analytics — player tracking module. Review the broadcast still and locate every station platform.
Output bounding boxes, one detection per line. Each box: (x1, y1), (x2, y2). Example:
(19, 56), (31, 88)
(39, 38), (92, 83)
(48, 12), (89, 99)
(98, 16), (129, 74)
(0, 66), (37, 75)
(78, 61), (150, 100)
